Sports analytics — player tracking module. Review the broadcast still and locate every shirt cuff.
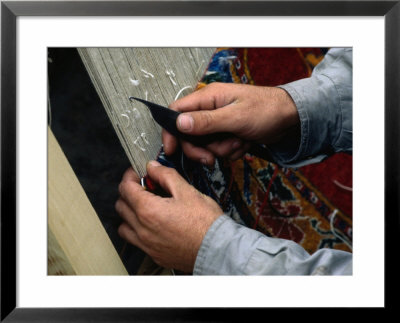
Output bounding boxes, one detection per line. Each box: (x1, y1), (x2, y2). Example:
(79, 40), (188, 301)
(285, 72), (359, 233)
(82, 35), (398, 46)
(269, 75), (340, 168)
(268, 48), (353, 167)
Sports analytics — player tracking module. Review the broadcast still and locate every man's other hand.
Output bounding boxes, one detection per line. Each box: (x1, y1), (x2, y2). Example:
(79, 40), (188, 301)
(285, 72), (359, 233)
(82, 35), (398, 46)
(116, 162), (223, 273)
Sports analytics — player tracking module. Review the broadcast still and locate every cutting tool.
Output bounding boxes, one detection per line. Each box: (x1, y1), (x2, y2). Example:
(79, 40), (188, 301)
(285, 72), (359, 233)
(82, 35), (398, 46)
(129, 96), (273, 161)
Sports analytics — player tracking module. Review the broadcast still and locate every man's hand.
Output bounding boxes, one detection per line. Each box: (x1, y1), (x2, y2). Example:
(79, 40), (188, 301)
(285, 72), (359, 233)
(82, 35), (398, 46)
(162, 82), (300, 166)
(116, 161), (223, 273)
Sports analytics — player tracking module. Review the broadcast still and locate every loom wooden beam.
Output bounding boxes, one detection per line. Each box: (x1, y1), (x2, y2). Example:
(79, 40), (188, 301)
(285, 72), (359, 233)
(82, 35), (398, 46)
(48, 127), (128, 275)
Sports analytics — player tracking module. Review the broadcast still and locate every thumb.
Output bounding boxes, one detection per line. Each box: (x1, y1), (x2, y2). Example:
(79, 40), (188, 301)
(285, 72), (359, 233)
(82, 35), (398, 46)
(146, 160), (188, 198)
(177, 106), (242, 136)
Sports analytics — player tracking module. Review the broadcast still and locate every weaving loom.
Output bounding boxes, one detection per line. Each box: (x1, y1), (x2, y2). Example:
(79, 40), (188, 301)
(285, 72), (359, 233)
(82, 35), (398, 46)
(78, 48), (215, 177)
(48, 47), (352, 275)
(48, 48), (215, 274)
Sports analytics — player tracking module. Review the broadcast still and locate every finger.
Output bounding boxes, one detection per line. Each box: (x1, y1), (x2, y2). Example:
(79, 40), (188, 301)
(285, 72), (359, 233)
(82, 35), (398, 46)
(118, 222), (147, 252)
(229, 142), (252, 160)
(146, 160), (191, 198)
(118, 173), (153, 212)
(115, 198), (142, 229)
(121, 167), (140, 184)
(206, 137), (243, 158)
(162, 129), (178, 155)
(176, 103), (245, 136)
(180, 140), (216, 166)
(169, 82), (236, 112)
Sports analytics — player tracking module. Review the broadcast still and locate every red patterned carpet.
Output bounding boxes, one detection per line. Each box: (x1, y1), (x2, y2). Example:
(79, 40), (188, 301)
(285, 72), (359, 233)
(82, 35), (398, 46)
(159, 48), (352, 255)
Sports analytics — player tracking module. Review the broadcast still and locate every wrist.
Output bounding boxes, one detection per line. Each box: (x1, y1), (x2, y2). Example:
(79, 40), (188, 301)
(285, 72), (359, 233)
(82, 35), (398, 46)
(264, 87), (301, 153)
(255, 86), (300, 145)
(274, 87), (300, 129)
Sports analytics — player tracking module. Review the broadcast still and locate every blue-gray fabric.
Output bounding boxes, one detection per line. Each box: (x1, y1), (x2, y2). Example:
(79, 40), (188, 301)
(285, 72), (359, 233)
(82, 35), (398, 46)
(193, 48), (353, 275)
(194, 215), (352, 275)
(270, 47), (352, 168)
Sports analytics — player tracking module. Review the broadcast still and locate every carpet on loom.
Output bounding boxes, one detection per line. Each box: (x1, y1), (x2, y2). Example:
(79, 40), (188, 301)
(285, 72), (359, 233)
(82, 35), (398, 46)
(157, 48), (352, 257)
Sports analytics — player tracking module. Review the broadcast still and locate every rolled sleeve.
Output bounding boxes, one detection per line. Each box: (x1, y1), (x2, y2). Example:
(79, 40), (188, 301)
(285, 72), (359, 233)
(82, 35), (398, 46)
(194, 215), (352, 275)
(269, 48), (353, 168)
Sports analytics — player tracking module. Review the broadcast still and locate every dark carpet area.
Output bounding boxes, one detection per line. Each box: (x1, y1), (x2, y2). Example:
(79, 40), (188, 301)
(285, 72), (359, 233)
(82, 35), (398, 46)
(48, 48), (145, 274)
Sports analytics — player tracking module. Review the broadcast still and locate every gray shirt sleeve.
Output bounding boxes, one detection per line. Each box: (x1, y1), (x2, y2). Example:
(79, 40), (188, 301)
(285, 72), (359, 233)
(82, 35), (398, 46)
(267, 48), (353, 168)
(194, 215), (352, 275)
(193, 48), (353, 275)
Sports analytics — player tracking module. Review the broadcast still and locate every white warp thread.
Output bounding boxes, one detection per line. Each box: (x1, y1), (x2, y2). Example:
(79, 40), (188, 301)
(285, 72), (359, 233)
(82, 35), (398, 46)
(79, 48), (215, 177)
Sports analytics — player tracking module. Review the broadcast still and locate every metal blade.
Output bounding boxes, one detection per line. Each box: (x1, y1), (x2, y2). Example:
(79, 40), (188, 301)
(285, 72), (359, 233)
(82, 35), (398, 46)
(129, 97), (181, 137)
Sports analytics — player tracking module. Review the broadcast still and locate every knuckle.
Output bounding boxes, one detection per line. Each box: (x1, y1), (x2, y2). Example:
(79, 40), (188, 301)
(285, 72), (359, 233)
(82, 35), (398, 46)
(200, 111), (214, 131)
(165, 167), (177, 177)
(115, 200), (122, 213)
(118, 181), (126, 196)
(134, 198), (146, 215)
(213, 149), (228, 158)
(121, 168), (131, 181)
(207, 82), (221, 90)
(135, 198), (152, 218)
(137, 229), (150, 244)
(182, 147), (203, 162)
(118, 223), (127, 238)
(139, 208), (154, 224)
(161, 167), (177, 181)
(125, 167), (135, 177)
(208, 141), (231, 157)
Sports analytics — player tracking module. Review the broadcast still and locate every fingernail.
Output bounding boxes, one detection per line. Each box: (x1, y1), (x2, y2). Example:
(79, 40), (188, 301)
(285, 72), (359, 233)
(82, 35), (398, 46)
(200, 158), (208, 165)
(178, 114), (194, 132)
(148, 160), (161, 167)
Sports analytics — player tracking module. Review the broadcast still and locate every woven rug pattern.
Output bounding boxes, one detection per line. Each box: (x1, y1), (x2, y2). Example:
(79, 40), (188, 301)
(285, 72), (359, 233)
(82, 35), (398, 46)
(158, 48), (352, 255)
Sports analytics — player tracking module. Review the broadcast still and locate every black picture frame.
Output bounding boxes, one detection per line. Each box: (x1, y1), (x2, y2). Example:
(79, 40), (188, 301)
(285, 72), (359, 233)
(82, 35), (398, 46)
(1, 0), (398, 320)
